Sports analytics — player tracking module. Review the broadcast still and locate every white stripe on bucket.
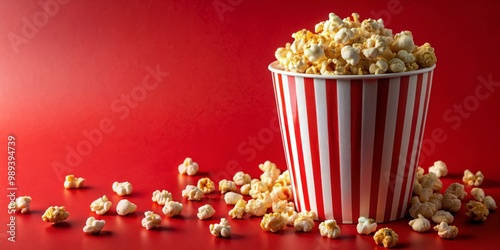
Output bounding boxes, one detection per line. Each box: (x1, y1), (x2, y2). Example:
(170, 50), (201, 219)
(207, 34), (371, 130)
(337, 80), (352, 223)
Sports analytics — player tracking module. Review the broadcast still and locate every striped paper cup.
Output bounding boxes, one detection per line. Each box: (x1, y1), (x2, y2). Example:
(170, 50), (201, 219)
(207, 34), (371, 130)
(269, 61), (435, 224)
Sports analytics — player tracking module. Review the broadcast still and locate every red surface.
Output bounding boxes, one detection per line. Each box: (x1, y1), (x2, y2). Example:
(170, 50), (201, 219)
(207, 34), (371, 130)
(1, 0), (499, 249)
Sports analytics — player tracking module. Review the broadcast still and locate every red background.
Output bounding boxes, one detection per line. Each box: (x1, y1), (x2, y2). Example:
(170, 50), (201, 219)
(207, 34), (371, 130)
(1, 0), (499, 249)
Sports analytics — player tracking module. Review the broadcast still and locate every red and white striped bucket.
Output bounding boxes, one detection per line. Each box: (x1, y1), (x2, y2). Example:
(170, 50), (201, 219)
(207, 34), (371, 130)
(269, 61), (435, 224)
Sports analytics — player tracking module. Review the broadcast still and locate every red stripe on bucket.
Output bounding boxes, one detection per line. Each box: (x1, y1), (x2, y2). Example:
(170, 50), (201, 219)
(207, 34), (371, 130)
(350, 80), (363, 222)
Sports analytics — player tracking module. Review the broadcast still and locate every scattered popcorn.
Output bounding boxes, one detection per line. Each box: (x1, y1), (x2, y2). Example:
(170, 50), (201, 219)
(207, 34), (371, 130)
(294, 214), (315, 232)
(64, 175), (85, 189)
(483, 196), (497, 211)
(162, 200), (183, 217)
(90, 195), (112, 215)
(442, 193), (461, 213)
(249, 179), (269, 198)
(245, 199), (267, 217)
(433, 222), (458, 239)
(197, 204), (215, 220)
(15, 196), (31, 214)
(284, 211), (299, 226)
(272, 200), (295, 214)
(83, 217), (105, 234)
(432, 210), (454, 224)
(299, 210), (318, 221)
(233, 171), (252, 186)
(112, 181), (132, 196)
(182, 185), (204, 201)
(413, 182), (433, 202)
(415, 166), (425, 182)
(257, 191), (273, 209)
(209, 218), (231, 238)
(259, 161), (281, 188)
(356, 216), (377, 235)
(409, 200), (437, 219)
(141, 211), (162, 230)
(373, 227), (399, 248)
(274, 12), (437, 75)
(471, 188), (485, 202)
(274, 170), (291, 187)
(228, 199), (247, 219)
(197, 177), (216, 194)
(428, 193), (443, 210)
(465, 200), (489, 222)
(409, 214), (431, 232)
(219, 179), (237, 194)
(260, 212), (287, 233)
(116, 199), (137, 216)
(178, 157), (199, 176)
(224, 192), (243, 205)
(319, 219), (341, 239)
(152, 190), (172, 205)
(240, 184), (251, 195)
(420, 172), (442, 192)
(42, 206), (69, 224)
(462, 169), (484, 186)
(445, 183), (467, 200)
(428, 160), (448, 178)
(270, 186), (293, 202)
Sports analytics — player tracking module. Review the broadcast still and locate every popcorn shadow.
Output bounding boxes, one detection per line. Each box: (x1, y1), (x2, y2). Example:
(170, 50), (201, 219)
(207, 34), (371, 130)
(478, 179), (500, 189)
(87, 231), (113, 237)
(65, 186), (93, 191)
(47, 221), (72, 229)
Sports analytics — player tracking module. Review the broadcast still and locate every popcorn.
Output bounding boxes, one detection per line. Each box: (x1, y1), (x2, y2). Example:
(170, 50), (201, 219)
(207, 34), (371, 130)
(260, 212), (286, 233)
(245, 199), (267, 217)
(433, 222), (458, 239)
(14, 196), (31, 214)
(270, 186), (293, 202)
(441, 193), (461, 213)
(408, 214), (431, 233)
(445, 183), (467, 200)
(240, 183), (251, 195)
(42, 206), (69, 224)
(233, 171), (252, 186)
(197, 204), (215, 220)
(218, 179), (237, 194)
(274, 170), (291, 187)
(373, 228), (399, 248)
(319, 219), (341, 239)
(294, 214), (315, 232)
(428, 160), (448, 178)
(462, 169), (484, 186)
(415, 166), (425, 182)
(64, 175), (85, 189)
(465, 200), (489, 222)
(224, 192), (243, 205)
(178, 157), (199, 176)
(471, 187), (485, 202)
(249, 179), (269, 198)
(257, 191), (273, 209)
(90, 195), (112, 215)
(483, 196), (497, 211)
(228, 199), (247, 219)
(283, 211), (299, 226)
(112, 181), (132, 196)
(271, 200), (295, 214)
(409, 200), (437, 219)
(274, 12), (437, 75)
(197, 177), (216, 194)
(141, 211), (162, 230)
(209, 218), (231, 238)
(259, 161), (281, 187)
(83, 217), (105, 234)
(152, 190), (172, 205)
(428, 193), (443, 210)
(420, 172), (442, 192)
(162, 200), (183, 217)
(116, 199), (137, 216)
(182, 185), (204, 201)
(356, 216), (377, 235)
(432, 210), (454, 224)
(299, 210), (318, 221)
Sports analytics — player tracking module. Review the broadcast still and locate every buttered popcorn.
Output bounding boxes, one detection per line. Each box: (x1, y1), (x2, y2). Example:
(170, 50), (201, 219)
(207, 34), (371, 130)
(42, 206), (69, 224)
(64, 175), (85, 189)
(275, 12), (436, 75)
(15, 196), (32, 214)
(90, 195), (112, 215)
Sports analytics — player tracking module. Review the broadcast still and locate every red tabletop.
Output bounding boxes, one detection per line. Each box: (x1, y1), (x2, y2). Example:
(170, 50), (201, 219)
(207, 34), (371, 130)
(1, 0), (499, 249)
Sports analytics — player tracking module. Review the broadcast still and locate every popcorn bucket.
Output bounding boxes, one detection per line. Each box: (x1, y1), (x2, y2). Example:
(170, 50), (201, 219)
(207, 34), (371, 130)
(269, 61), (435, 223)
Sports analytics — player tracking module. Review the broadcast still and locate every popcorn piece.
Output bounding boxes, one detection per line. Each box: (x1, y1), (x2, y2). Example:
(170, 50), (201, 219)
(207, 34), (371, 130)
(471, 188), (485, 202)
(42, 206), (69, 224)
(420, 172), (443, 192)
(283, 211), (299, 226)
(15, 196), (32, 214)
(182, 185), (204, 201)
(197, 177), (216, 194)
(341, 45), (360, 65)
(90, 195), (112, 215)
(442, 193), (461, 213)
(274, 170), (291, 187)
(356, 216), (377, 235)
(369, 59), (388, 74)
(245, 199), (267, 217)
(259, 161), (281, 188)
(409, 214), (431, 232)
(249, 179), (269, 198)
(432, 210), (454, 224)
(272, 200), (295, 214)
(409, 200), (437, 219)
(64, 175), (85, 189)
(483, 196), (497, 211)
(415, 166), (425, 182)
(428, 160), (448, 178)
(152, 190), (172, 205)
(141, 211), (162, 230)
(197, 204), (215, 220)
(224, 192), (243, 205)
(415, 43), (437, 68)
(260, 212), (286, 233)
(433, 222), (458, 239)
(299, 210), (318, 221)
(209, 218), (231, 238)
(319, 219), (341, 239)
(392, 31), (414, 52)
(162, 200), (183, 217)
(116, 199), (137, 216)
(428, 193), (443, 210)
(373, 228), (398, 248)
(465, 200), (489, 222)
(83, 217), (105, 234)
(389, 58), (405, 73)
(240, 184), (251, 196)
(233, 171), (252, 186)
(112, 181), (132, 196)
(178, 157), (199, 176)
(462, 169), (484, 186)
(294, 214), (315, 232)
(228, 199), (247, 219)
(445, 183), (467, 200)
(270, 186), (293, 202)
(219, 179), (237, 194)
(257, 191), (273, 209)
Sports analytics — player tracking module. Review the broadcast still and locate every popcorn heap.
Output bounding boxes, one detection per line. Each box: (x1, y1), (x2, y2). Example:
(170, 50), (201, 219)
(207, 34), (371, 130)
(274, 12), (437, 75)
